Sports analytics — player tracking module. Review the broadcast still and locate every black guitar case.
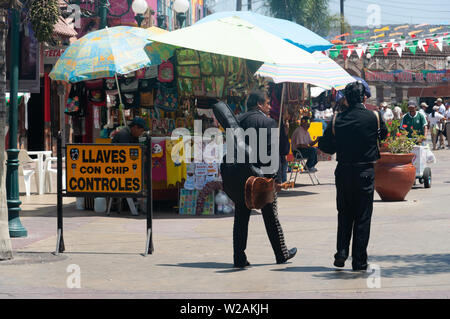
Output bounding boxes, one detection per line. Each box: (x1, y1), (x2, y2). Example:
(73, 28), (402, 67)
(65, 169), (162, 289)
(212, 101), (262, 205)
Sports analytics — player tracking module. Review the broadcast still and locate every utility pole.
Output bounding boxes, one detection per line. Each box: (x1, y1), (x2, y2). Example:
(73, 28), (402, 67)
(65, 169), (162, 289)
(237, 0), (242, 11)
(248, 0), (252, 11)
(340, 0), (345, 41)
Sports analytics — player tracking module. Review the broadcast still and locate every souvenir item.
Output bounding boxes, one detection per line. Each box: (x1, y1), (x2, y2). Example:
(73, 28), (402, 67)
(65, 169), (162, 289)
(158, 61), (174, 82)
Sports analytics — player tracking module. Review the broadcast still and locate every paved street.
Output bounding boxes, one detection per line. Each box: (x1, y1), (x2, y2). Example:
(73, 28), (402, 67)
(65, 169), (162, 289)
(1, 147), (449, 299)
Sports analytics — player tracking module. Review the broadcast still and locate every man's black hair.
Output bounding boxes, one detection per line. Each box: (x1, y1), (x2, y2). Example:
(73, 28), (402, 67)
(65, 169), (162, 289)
(247, 90), (268, 110)
(344, 81), (365, 106)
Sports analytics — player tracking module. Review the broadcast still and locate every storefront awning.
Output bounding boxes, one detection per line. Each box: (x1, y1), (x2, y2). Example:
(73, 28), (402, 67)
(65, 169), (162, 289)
(54, 16), (78, 38)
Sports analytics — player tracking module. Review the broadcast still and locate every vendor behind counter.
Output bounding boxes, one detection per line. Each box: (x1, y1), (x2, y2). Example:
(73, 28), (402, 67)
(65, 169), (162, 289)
(111, 117), (149, 143)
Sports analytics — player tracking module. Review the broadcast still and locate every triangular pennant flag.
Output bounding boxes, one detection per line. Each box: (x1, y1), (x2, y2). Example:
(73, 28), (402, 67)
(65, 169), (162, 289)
(341, 49), (349, 59)
(399, 40), (406, 49)
(436, 42), (443, 52)
(383, 47), (390, 56)
(355, 48), (364, 59)
(361, 44), (368, 54)
(329, 50), (339, 59)
(408, 45), (417, 55)
(396, 46), (403, 57)
(369, 48), (377, 56)
(423, 44), (429, 53)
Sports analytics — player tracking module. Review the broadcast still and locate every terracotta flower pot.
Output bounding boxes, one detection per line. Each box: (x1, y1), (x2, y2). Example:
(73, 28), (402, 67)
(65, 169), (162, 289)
(374, 152), (416, 201)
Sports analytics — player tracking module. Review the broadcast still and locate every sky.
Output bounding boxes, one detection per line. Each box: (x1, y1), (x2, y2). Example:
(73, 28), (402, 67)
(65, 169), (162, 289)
(207, 0), (450, 27)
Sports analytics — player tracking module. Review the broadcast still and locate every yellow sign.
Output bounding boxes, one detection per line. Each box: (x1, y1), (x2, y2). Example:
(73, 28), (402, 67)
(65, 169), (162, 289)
(66, 144), (144, 194)
(308, 122), (323, 147)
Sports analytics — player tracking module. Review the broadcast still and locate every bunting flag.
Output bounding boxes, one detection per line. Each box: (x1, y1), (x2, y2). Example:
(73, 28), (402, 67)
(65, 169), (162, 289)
(409, 30), (423, 37)
(394, 25), (409, 31)
(430, 26), (443, 33)
(371, 33), (385, 39)
(329, 50), (339, 59)
(375, 26), (389, 33)
(415, 23), (429, 28)
(334, 33), (350, 39)
(327, 25), (450, 59)
(408, 45), (417, 55)
(355, 48), (364, 59)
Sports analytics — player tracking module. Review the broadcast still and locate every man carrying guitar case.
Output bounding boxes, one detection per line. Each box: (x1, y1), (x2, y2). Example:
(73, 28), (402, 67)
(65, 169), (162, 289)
(212, 90), (297, 268)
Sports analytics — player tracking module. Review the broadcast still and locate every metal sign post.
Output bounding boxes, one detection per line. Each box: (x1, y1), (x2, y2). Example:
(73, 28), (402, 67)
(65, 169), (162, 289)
(145, 136), (153, 256)
(55, 132), (65, 255)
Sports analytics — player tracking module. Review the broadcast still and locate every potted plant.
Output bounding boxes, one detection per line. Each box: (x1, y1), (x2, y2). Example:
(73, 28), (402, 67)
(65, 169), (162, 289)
(375, 125), (424, 201)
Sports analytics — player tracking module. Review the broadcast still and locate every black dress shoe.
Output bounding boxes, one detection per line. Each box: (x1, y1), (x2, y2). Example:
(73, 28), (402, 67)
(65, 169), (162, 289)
(276, 247), (297, 264)
(334, 257), (346, 268)
(352, 263), (368, 271)
(233, 261), (251, 268)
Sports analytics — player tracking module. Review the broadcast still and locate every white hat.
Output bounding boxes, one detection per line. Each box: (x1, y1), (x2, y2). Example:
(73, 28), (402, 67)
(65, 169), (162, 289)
(436, 98), (443, 103)
(433, 105), (439, 111)
(381, 102), (388, 107)
(420, 102), (428, 108)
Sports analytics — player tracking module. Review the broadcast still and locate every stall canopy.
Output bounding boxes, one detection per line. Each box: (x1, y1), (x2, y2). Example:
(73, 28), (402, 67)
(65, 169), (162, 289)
(49, 26), (162, 83)
(255, 51), (355, 90)
(145, 16), (318, 66)
(195, 11), (333, 53)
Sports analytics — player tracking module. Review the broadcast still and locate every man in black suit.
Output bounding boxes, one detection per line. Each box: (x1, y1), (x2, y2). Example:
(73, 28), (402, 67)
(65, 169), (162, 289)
(319, 82), (387, 271)
(221, 90), (297, 268)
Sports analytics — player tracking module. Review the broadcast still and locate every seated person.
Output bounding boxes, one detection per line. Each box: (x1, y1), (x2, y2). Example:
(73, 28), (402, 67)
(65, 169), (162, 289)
(291, 116), (319, 172)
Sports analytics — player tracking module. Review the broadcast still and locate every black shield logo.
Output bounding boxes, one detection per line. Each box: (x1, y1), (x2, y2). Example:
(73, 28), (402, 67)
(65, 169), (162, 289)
(70, 148), (79, 161)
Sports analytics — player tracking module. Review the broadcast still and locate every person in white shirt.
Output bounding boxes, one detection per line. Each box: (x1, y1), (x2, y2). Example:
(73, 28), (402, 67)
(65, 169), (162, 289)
(428, 105), (445, 150)
(445, 103), (450, 148)
(379, 102), (394, 122)
(434, 98), (445, 115)
(393, 106), (403, 120)
(419, 102), (429, 125)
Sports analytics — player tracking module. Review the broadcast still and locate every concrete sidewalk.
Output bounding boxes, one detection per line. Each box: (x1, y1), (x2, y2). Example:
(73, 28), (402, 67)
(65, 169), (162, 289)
(1, 147), (449, 299)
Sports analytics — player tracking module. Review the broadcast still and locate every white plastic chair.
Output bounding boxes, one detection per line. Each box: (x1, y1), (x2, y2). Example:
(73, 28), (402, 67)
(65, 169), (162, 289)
(44, 156), (66, 193)
(17, 150), (39, 196)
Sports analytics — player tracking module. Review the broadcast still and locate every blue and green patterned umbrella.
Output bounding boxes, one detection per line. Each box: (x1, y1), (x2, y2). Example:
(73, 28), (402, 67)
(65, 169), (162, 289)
(49, 26), (166, 83)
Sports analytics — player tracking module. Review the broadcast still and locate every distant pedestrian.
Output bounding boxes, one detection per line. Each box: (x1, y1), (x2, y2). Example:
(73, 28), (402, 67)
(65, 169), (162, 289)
(318, 81), (388, 271)
(445, 103), (450, 148)
(428, 105), (445, 150)
(435, 98), (445, 115)
(393, 105), (403, 120)
(419, 103), (429, 126)
(401, 101), (428, 139)
(379, 102), (393, 122)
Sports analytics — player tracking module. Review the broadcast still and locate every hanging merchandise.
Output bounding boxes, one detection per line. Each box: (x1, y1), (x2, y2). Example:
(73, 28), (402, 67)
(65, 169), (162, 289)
(103, 77), (117, 91)
(122, 92), (140, 109)
(140, 90), (154, 108)
(166, 138), (186, 187)
(158, 60), (175, 82)
(199, 51), (214, 76)
(120, 77), (139, 92)
(152, 140), (167, 182)
(154, 83), (178, 112)
(65, 83), (86, 116)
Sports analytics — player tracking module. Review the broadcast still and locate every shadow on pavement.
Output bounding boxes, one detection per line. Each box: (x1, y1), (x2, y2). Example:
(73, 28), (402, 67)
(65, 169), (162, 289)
(270, 266), (335, 272)
(157, 262), (274, 273)
(19, 201), (237, 220)
(312, 254), (450, 279)
(278, 190), (318, 197)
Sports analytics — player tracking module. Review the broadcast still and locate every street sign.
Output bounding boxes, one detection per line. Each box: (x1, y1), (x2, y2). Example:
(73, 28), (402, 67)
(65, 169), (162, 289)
(65, 144), (144, 196)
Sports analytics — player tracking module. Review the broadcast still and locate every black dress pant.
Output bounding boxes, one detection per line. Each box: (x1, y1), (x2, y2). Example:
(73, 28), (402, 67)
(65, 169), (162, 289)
(334, 163), (375, 267)
(233, 192), (289, 265)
